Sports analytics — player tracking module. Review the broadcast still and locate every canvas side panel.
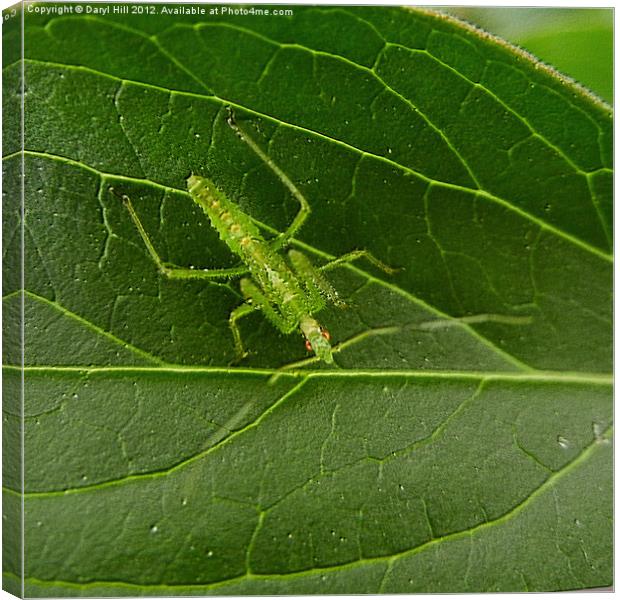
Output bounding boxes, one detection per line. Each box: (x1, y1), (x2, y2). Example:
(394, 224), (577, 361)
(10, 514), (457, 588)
(3, 2), (24, 598)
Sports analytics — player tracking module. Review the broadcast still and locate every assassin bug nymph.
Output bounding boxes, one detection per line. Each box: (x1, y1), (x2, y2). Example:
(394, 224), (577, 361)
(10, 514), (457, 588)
(110, 107), (396, 364)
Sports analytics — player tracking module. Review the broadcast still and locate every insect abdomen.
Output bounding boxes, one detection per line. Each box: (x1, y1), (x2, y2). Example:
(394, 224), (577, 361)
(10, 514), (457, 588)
(187, 174), (264, 257)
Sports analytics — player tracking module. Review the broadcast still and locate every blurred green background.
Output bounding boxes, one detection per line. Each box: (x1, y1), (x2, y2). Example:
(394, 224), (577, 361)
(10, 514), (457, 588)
(443, 8), (613, 104)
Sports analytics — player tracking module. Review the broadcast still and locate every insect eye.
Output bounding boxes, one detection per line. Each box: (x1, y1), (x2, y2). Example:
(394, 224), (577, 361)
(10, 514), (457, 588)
(305, 340), (313, 352)
(321, 329), (331, 341)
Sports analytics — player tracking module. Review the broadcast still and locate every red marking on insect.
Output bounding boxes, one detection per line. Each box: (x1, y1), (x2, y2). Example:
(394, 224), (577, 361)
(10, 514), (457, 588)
(305, 328), (331, 352)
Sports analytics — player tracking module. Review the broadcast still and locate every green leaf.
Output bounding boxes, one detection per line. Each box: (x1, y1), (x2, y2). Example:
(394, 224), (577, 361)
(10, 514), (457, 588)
(3, 5), (612, 594)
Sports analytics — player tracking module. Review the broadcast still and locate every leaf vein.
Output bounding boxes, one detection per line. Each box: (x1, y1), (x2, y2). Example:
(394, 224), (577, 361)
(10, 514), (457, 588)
(14, 377), (309, 497)
(11, 425), (611, 590)
(10, 59), (612, 260)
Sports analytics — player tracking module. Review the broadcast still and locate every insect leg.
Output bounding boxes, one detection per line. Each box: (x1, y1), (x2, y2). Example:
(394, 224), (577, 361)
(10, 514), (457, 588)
(162, 264), (248, 281)
(229, 280), (297, 363)
(319, 250), (399, 275)
(229, 302), (255, 361)
(239, 278), (298, 334)
(110, 187), (248, 280)
(288, 249), (341, 309)
(226, 107), (310, 250)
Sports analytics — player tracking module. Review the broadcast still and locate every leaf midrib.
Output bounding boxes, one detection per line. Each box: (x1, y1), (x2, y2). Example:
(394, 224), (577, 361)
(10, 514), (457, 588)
(4, 363), (613, 383)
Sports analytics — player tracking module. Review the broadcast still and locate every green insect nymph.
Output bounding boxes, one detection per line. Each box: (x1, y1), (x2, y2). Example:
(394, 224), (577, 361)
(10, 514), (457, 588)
(186, 173), (337, 363)
(111, 108), (395, 364)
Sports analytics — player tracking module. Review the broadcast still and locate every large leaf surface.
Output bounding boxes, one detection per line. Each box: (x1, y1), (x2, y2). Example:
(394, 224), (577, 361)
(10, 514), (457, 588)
(3, 5), (612, 594)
